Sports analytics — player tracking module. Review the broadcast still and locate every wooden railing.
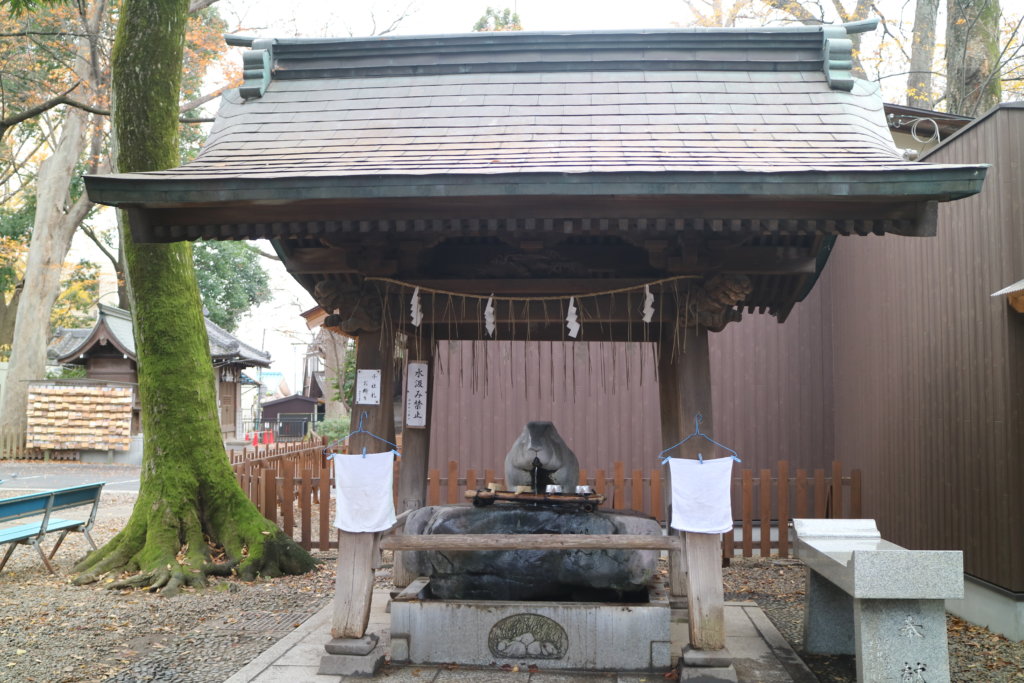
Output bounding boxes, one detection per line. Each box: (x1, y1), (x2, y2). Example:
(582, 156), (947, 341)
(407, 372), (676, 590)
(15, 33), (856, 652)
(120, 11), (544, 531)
(426, 460), (861, 559)
(232, 449), (861, 558)
(229, 437), (338, 550)
(0, 427), (27, 460)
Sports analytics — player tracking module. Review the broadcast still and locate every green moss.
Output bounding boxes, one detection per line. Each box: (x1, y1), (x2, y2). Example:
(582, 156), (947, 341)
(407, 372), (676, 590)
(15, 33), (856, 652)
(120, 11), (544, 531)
(73, 0), (314, 591)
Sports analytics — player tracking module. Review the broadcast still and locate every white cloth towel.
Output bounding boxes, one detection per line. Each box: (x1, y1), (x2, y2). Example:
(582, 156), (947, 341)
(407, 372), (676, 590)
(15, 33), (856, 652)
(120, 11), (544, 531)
(668, 456), (734, 534)
(334, 451), (397, 533)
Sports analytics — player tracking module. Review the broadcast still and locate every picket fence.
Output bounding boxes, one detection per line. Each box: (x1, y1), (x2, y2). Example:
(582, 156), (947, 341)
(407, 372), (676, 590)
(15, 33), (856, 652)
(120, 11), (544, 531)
(0, 427), (27, 460)
(231, 440), (861, 559)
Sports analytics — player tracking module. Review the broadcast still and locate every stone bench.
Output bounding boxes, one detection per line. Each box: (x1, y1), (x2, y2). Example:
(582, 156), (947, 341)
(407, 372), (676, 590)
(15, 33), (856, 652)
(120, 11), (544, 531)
(793, 519), (963, 683)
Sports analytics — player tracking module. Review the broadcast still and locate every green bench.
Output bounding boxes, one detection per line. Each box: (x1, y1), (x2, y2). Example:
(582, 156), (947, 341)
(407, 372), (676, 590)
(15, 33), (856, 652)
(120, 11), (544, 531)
(0, 482), (105, 574)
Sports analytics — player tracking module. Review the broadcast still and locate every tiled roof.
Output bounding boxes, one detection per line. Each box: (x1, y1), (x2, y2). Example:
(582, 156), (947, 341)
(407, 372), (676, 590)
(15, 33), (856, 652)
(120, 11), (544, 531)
(176, 71), (906, 178)
(26, 383), (133, 451)
(52, 305), (271, 368)
(85, 24), (985, 211)
(204, 316), (271, 366)
(47, 328), (90, 360)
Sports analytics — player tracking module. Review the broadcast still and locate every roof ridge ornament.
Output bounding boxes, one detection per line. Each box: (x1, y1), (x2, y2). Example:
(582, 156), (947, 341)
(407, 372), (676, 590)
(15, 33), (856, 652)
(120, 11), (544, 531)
(240, 38), (275, 100)
(822, 18), (879, 92)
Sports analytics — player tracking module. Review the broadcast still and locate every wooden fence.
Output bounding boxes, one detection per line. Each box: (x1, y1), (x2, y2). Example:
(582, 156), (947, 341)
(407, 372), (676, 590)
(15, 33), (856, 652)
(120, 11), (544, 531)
(0, 427), (27, 460)
(234, 444), (861, 559)
(425, 460), (861, 559)
(229, 437), (340, 550)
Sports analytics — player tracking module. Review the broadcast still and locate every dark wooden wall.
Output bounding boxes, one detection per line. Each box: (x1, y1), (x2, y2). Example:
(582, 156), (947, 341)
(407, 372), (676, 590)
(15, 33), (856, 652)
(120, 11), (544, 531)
(85, 353), (137, 384)
(709, 273), (836, 474)
(428, 340), (663, 475)
(261, 396), (319, 420)
(828, 106), (1024, 592)
(426, 320), (837, 478)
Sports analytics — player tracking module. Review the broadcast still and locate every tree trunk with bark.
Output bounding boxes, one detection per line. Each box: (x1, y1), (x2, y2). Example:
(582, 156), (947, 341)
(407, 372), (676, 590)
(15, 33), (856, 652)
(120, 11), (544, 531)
(318, 328), (350, 421)
(0, 284), (22, 355)
(946, 0), (1002, 116)
(73, 0), (315, 593)
(908, 0), (941, 108)
(0, 106), (91, 432)
(0, 0), (105, 432)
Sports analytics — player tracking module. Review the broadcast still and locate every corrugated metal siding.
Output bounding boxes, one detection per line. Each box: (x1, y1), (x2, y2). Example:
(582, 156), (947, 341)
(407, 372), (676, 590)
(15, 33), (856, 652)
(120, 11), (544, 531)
(428, 341), (662, 475)
(710, 273), (835, 473)
(830, 107), (1024, 591)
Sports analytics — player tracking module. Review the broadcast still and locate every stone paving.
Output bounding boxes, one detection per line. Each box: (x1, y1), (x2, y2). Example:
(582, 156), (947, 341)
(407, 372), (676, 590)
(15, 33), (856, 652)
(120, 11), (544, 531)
(226, 589), (815, 683)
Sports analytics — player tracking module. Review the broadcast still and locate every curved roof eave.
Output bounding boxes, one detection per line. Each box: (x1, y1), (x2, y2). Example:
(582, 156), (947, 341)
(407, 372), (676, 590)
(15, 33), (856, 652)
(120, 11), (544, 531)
(56, 317), (135, 364)
(85, 167), (988, 209)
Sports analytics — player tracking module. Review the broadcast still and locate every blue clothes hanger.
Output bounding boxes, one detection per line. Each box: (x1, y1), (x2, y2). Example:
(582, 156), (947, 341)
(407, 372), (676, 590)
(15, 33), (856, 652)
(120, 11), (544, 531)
(324, 411), (401, 459)
(657, 413), (741, 465)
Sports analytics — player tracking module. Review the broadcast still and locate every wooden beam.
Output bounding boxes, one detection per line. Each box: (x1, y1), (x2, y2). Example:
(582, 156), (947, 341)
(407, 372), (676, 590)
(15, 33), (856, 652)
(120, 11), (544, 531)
(381, 533), (681, 551)
(382, 278), (654, 296)
(330, 327), (397, 640)
(392, 337), (434, 588)
(285, 248), (816, 277)
(331, 530), (377, 639)
(658, 325), (726, 651)
(141, 195), (943, 230)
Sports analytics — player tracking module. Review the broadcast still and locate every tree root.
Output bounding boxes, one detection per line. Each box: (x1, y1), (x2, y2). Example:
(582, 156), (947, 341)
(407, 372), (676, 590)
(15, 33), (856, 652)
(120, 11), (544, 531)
(72, 479), (317, 593)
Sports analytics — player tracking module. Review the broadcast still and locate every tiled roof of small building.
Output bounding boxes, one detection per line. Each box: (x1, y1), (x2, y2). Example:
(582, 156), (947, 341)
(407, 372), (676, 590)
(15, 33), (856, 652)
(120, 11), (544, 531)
(51, 304), (271, 367)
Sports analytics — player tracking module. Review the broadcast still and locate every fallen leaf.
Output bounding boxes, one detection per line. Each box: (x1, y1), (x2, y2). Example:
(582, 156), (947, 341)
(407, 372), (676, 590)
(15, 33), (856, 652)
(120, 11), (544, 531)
(15, 650), (25, 656)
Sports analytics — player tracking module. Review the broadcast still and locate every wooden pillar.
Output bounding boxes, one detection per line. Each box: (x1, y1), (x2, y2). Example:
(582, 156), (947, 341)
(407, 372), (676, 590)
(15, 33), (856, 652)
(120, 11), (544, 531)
(658, 324), (726, 651)
(393, 335), (434, 587)
(331, 328), (395, 640)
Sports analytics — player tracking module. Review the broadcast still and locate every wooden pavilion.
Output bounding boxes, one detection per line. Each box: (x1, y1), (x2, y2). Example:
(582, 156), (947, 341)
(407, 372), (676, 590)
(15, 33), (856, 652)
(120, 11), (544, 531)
(85, 21), (986, 663)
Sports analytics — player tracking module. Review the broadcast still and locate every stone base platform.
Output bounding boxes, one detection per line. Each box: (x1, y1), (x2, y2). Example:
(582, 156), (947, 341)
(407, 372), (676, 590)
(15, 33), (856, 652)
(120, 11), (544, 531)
(390, 577), (672, 671)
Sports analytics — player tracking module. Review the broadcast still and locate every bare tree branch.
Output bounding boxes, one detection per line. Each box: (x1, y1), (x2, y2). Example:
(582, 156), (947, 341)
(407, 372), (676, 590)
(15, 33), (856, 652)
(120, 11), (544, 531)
(60, 191), (96, 240)
(63, 97), (108, 116)
(242, 242), (281, 261)
(189, 0), (219, 13)
(372, 0), (418, 36)
(180, 87), (225, 113)
(0, 31), (103, 38)
(763, 0), (822, 24)
(3, 91), (218, 133)
(0, 83), (81, 140)
(81, 225), (119, 266)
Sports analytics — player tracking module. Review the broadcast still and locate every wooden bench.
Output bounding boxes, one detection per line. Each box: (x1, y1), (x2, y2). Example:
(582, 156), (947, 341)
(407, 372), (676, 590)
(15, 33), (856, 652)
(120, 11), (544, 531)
(0, 482), (105, 574)
(793, 518), (963, 683)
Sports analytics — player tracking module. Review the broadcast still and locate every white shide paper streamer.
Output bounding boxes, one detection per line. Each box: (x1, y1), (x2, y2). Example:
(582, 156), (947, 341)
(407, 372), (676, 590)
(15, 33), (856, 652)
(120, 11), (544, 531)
(410, 287), (423, 327)
(484, 295), (496, 337)
(566, 297), (580, 338)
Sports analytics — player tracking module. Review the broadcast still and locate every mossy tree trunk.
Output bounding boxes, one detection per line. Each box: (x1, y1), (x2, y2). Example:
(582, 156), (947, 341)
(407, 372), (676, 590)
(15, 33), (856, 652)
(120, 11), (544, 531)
(945, 0), (1002, 117)
(74, 0), (315, 593)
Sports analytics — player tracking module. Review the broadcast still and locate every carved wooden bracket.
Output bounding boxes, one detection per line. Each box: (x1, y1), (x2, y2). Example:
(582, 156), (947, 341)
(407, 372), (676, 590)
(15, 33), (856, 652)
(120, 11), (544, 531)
(688, 274), (753, 332)
(314, 281), (382, 335)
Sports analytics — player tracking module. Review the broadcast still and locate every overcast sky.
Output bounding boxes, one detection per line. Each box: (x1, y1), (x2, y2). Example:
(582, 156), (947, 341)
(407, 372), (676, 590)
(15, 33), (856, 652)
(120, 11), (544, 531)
(218, 0), (690, 39)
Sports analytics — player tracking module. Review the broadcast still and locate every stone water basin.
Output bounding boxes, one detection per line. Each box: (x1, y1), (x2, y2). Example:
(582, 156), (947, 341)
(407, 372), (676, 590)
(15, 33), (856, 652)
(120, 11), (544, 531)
(390, 577), (672, 671)
(401, 504), (663, 601)
(391, 504), (671, 671)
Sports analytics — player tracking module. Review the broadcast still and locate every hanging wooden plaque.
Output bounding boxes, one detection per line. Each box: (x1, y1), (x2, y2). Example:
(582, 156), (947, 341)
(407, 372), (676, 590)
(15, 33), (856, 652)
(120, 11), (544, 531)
(355, 369), (382, 405)
(405, 361), (428, 428)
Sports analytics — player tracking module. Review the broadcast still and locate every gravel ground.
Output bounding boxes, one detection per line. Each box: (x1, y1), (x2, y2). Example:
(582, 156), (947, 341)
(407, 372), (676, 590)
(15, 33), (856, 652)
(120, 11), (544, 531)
(1, 493), (1021, 682)
(723, 557), (1024, 682)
